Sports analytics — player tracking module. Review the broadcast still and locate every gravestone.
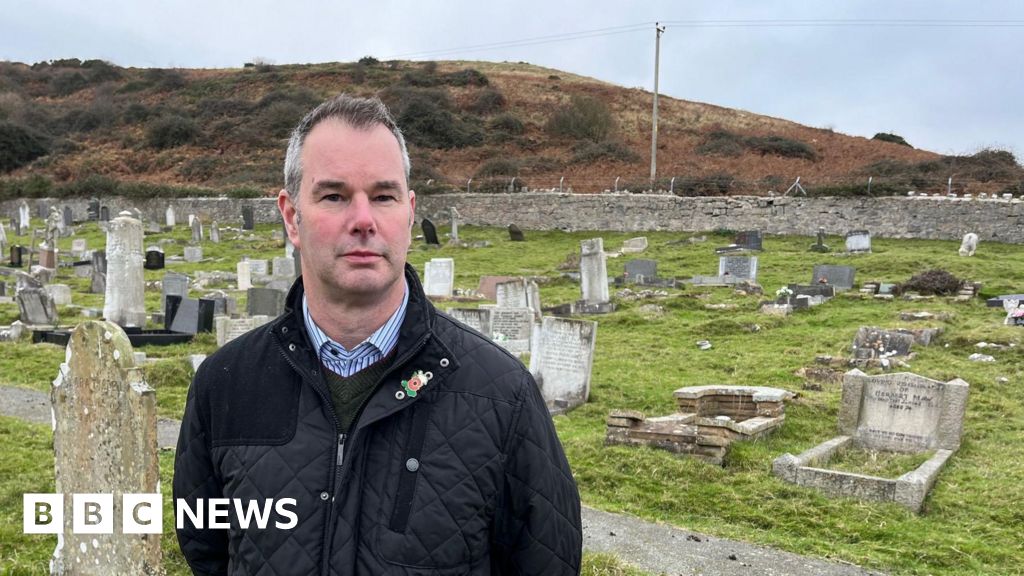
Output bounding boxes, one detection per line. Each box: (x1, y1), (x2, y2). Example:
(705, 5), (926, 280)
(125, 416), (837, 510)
(272, 256), (296, 279)
(508, 223), (525, 242)
(190, 217), (202, 243)
(424, 258), (455, 298)
(526, 280), (542, 320)
(165, 205), (176, 227)
(62, 205), (73, 228)
(10, 245), (23, 267)
(241, 206), (255, 230)
(530, 317), (597, 412)
(16, 287), (57, 325)
(247, 287), (287, 317)
(18, 200), (30, 234)
(811, 265), (856, 291)
(293, 246), (302, 279)
(127, 207), (143, 222)
(718, 255), (758, 281)
(845, 230), (872, 253)
(45, 284), (72, 306)
(39, 246), (56, 269)
(447, 308), (491, 336)
(162, 272), (190, 309)
(788, 284), (836, 299)
(215, 315), (271, 347)
(580, 238), (610, 305)
(144, 247), (165, 270)
(625, 259), (658, 283)
(87, 198), (100, 221)
(90, 250), (107, 294)
(852, 327), (916, 359)
(958, 233), (978, 257)
(1002, 299), (1024, 326)
(209, 221), (220, 243)
(71, 238), (87, 255)
(248, 259), (269, 276)
(620, 237), (648, 254)
(490, 308), (534, 355)
(169, 297), (216, 334)
(49, 321), (162, 574)
(103, 212), (146, 328)
(735, 230), (763, 251)
(421, 218), (440, 245)
(281, 222), (295, 259)
(36, 201), (49, 219)
(449, 207), (460, 242)
(183, 246), (203, 263)
(0, 221), (6, 254)
(477, 275), (518, 300)
(496, 279), (529, 309)
(237, 261), (252, 290)
(99, 206), (110, 222)
(773, 369), (969, 512)
(810, 227), (831, 253)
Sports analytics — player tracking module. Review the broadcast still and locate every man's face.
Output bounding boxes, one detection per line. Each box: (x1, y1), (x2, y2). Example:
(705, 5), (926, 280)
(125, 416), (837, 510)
(278, 119), (415, 304)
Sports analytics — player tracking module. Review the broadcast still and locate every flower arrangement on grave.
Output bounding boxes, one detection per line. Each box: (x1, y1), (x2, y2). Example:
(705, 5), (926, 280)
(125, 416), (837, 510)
(775, 286), (793, 303)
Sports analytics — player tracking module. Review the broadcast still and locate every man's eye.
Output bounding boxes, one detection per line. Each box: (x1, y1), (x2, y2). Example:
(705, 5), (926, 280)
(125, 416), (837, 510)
(323, 194), (342, 202)
(374, 194), (397, 202)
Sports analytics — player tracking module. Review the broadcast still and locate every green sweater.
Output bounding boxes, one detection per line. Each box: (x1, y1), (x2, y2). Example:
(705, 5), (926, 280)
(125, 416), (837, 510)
(322, 354), (393, 434)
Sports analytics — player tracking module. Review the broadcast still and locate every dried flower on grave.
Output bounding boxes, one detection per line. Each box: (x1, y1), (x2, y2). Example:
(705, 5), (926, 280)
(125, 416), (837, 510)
(895, 269), (964, 296)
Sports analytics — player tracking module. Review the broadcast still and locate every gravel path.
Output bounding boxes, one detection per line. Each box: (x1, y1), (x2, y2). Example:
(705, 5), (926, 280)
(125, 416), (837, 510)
(1, 384), (885, 576)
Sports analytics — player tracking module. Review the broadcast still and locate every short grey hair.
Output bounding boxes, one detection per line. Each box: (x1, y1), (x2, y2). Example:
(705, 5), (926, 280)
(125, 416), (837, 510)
(283, 94), (411, 198)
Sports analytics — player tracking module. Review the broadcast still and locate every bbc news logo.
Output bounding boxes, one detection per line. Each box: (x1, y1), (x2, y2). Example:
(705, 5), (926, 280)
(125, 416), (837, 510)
(24, 494), (298, 534)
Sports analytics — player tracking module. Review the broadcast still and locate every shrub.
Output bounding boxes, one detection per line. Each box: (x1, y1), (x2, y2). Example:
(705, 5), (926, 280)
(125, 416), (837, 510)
(695, 130), (745, 157)
(257, 87), (319, 110)
(358, 56), (380, 66)
(144, 68), (186, 90)
(195, 98), (253, 120)
(382, 86), (483, 149)
(489, 113), (524, 135)
(443, 68), (489, 87)
(0, 174), (53, 200)
(746, 135), (818, 161)
(49, 70), (89, 96)
(83, 60), (122, 83)
(179, 156), (221, 181)
(146, 115), (198, 149)
(258, 101), (308, 139)
(872, 132), (912, 147)
(400, 70), (440, 87)
(468, 88), (506, 115)
(571, 140), (640, 164)
(896, 269), (964, 296)
(475, 158), (520, 178)
(672, 173), (734, 197)
(123, 102), (152, 124)
(0, 122), (49, 172)
(546, 95), (614, 142)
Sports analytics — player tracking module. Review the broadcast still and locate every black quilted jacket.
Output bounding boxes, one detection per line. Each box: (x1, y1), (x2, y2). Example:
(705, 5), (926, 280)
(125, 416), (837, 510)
(173, 265), (582, 575)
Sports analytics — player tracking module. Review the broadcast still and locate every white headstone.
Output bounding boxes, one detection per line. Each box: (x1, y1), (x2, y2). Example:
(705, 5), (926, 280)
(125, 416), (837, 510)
(424, 258), (455, 298)
(845, 230), (872, 253)
(166, 205), (176, 227)
(0, 220), (6, 253)
(958, 232), (978, 257)
(272, 256), (296, 279)
(620, 237), (648, 254)
(490, 308), (533, 356)
(71, 238), (87, 255)
(248, 259), (269, 276)
(19, 200), (30, 234)
(183, 246), (203, 263)
(44, 284), (73, 306)
(718, 255), (758, 281)
(530, 317), (597, 411)
(237, 261), (252, 290)
(103, 211), (146, 327)
(580, 238), (609, 305)
(210, 221), (220, 243)
(496, 279), (529, 309)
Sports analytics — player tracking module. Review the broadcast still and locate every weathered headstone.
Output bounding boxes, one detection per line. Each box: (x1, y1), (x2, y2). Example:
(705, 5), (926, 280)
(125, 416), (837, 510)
(624, 259), (658, 283)
(103, 212), (146, 328)
(852, 327), (916, 360)
(845, 230), (872, 253)
(165, 205), (176, 227)
(18, 200), (30, 234)
(16, 287), (57, 325)
(38, 246), (56, 269)
(810, 227), (831, 253)
(449, 207), (460, 242)
(183, 245), (203, 263)
(958, 233), (978, 257)
(447, 308), (491, 336)
(421, 218), (440, 245)
(45, 284), (73, 306)
(735, 230), (763, 251)
(237, 261), (252, 291)
(162, 272), (190, 309)
(718, 255), (758, 281)
(190, 217), (202, 243)
(215, 315), (270, 347)
(1002, 299), (1024, 326)
(169, 297), (216, 334)
(272, 256), (296, 279)
(71, 238), (87, 255)
(496, 279), (529, 309)
(241, 206), (255, 230)
(490, 308), (534, 355)
(0, 221), (6, 254)
(87, 198), (100, 221)
(209, 221), (220, 244)
(99, 206), (110, 222)
(9, 245), (23, 267)
(247, 287), (288, 317)
(49, 321), (162, 575)
(62, 205), (73, 228)
(90, 250), (107, 294)
(144, 247), (165, 270)
(620, 237), (648, 254)
(530, 317), (597, 412)
(811, 264), (856, 291)
(424, 258), (455, 298)
(477, 275), (518, 300)
(580, 238), (609, 305)
(248, 259), (269, 276)
(508, 223), (525, 242)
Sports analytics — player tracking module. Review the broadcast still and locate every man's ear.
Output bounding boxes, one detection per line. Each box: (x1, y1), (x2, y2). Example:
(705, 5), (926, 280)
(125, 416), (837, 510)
(277, 189), (301, 248)
(408, 189), (416, 228)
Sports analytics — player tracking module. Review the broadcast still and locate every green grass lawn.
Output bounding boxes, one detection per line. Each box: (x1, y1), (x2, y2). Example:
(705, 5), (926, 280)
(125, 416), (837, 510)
(2, 221), (1024, 575)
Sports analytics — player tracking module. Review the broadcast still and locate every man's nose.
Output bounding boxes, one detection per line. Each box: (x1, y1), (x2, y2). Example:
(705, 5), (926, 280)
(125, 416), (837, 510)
(349, 193), (376, 235)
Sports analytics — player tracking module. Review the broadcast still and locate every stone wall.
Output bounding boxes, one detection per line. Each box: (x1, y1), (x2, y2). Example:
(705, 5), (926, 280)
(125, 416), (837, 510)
(4, 193), (1022, 243)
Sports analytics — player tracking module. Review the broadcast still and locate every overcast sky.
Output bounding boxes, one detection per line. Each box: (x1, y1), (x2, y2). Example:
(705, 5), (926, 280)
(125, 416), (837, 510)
(2, 0), (1022, 158)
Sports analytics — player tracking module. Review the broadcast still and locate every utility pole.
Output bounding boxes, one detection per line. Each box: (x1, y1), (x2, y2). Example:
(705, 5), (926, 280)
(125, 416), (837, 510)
(650, 22), (666, 186)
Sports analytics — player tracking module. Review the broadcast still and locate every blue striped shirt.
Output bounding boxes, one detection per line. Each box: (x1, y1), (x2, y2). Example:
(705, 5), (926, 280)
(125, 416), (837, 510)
(302, 285), (408, 377)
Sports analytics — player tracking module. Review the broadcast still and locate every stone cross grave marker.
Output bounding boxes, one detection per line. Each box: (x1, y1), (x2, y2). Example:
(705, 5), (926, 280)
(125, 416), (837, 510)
(421, 218), (440, 245)
(508, 223), (525, 242)
(49, 321), (162, 575)
(103, 211), (146, 328)
(718, 255), (758, 281)
(424, 258), (454, 298)
(242, 206), (254, 230)
(529, 317), (597, 412)
(810, 226), (831, 253)
(580, 238), (609, 305)
(845, 230), (872, 253)
(811, 264), (855, 290)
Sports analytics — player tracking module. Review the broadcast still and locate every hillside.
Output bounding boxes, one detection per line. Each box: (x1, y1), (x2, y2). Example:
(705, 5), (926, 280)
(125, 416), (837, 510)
(1, 57), (1022, 199)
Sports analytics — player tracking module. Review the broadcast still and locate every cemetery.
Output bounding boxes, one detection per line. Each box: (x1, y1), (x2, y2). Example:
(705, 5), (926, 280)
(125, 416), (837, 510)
(2, 214), (1024, 576)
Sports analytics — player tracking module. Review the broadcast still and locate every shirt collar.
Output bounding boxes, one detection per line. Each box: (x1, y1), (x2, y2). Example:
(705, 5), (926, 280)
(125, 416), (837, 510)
(302, 282), (409, 359)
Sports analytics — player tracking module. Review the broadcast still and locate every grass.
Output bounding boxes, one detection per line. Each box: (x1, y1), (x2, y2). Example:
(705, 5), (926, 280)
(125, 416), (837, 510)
(3, 222), (1024, 575)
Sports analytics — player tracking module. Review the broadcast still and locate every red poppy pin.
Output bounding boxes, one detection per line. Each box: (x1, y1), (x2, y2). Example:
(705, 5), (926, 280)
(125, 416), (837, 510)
(396, 370), (433, 400)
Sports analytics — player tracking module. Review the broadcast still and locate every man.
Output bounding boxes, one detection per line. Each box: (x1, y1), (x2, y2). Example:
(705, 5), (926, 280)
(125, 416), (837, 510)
(174, 94), (582, 575)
